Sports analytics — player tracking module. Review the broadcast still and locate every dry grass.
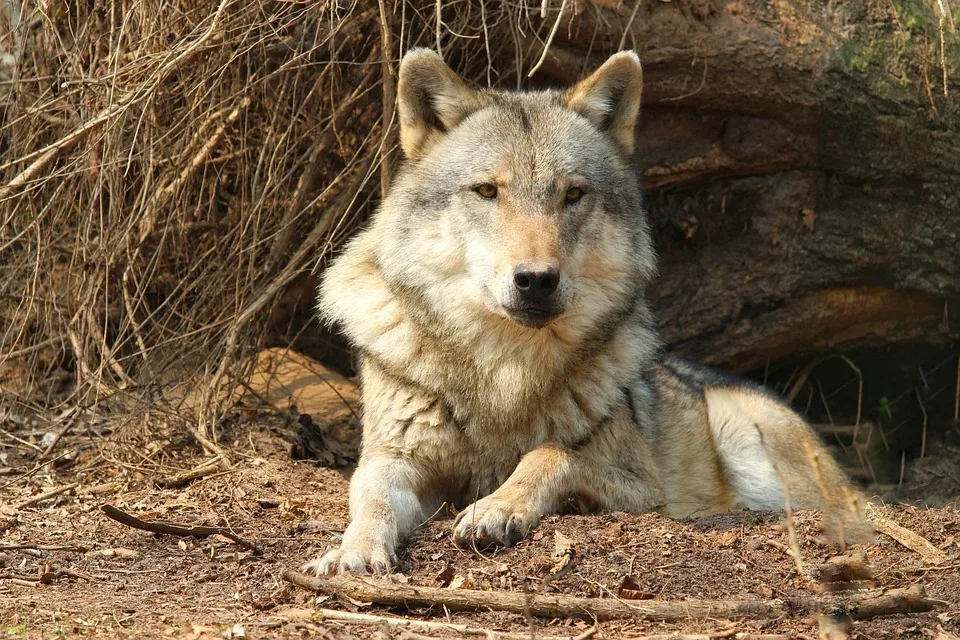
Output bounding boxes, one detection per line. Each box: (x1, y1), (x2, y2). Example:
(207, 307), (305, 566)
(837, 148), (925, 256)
(1, 0), (955, 460)
(0, 0), (621, 451)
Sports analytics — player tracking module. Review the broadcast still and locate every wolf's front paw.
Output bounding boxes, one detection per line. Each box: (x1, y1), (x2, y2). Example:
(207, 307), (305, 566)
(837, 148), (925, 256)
(452, 497), (540, 549)
(301, 542), (397, 576)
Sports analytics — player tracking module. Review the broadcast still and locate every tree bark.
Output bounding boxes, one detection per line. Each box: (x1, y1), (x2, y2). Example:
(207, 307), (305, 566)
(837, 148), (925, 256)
(525, 0), (960, 371)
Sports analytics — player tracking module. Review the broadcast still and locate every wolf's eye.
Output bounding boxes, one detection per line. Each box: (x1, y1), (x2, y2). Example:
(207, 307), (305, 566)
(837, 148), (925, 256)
(474, 183), (498, 199)
(565, 187), (584, 204)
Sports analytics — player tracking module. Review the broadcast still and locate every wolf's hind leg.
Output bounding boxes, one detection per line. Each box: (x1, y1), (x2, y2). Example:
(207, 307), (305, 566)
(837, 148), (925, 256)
(705, 387), (858, 512)
(303, 455), (424, 575)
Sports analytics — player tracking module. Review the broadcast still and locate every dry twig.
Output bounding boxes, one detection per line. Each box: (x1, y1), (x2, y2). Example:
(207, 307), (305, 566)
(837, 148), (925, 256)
(866, 504), (949, 565)
(155, 456), (225, 489)
(282, 571), (937, 622)
(16, 482), (79, 509)
(293, 608), (597, 640)
(100, 504), (262, 555)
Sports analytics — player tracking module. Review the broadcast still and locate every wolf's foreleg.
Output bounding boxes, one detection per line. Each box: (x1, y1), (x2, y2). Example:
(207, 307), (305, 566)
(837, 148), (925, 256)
(452, 406), (664, 548)
(452, 443), (577, 548)
(303, 455), (424, 575)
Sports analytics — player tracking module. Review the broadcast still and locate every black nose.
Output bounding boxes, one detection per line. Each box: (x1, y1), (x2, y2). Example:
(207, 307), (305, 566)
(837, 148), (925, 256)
(513, 266), (560, 299)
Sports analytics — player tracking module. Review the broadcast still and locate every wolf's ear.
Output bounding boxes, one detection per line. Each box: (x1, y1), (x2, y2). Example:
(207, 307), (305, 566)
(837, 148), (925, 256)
(564, 51), (643, 155)
(397, 49), (486, 160)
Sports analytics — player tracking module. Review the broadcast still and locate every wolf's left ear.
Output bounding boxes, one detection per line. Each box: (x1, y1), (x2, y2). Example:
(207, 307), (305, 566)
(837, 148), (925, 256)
(564, 51), (643, 155)
(397, 49), (487, 160)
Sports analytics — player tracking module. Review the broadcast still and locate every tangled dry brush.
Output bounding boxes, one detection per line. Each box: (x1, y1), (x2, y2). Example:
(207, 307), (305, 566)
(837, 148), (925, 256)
(0, 0), (636, 448)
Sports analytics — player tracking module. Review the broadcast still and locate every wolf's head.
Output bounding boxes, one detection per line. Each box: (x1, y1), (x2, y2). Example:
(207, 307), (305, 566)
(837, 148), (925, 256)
(329, 50), (656, 351)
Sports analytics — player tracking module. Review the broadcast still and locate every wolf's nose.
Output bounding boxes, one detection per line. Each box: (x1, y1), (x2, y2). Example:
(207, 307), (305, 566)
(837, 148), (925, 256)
(513, 266), (560, 299)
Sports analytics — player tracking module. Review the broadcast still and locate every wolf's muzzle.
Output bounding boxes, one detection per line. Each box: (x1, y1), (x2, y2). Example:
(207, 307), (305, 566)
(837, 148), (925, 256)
(508, 265), (561, 327)
(513, 265), (559, 300)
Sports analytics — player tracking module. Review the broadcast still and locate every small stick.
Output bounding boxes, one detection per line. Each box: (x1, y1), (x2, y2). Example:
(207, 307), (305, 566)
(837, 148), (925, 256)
(16, 482), (79, 509)
(302, 608), (594, 640)
(899, 450), (906, 488)
(0, 450), (74, 490)
(56, 568), (96, 581)
(376, 0), (396, 197)
(0, 428), (43, 452)
(527, 0), (570, 77)
(282, 572), (937, 622)
(38, 407), (80, 461)
(954, 354), (959, 423)
(786, 356), (863, 431)
(755, 426), (804, 576)
(915, 386), (928, 459)
(0, 544), (88, 552)
(9, 579), (38, 588)
(616, 636), (780, 640)
(155, 456), (224, 489)
(100, 504), (262, 555)
(397, 630), (603, 640)
(866, 504), (948, 565)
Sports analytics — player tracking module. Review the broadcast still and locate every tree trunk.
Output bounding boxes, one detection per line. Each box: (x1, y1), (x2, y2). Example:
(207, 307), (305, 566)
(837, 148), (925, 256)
(525, 0), (960, 372)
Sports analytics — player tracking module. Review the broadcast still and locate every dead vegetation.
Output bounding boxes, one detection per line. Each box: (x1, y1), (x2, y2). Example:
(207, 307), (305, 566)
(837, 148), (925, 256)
(1, 0), (588, 451)
(2, 0), (957, 459)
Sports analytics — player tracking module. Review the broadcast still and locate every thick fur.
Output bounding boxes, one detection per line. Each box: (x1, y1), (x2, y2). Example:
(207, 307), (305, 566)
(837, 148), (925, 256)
(306, 50), (864, 575)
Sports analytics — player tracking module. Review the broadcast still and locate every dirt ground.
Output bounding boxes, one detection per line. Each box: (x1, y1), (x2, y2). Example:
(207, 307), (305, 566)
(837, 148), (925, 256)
(1, 421), (958, 640)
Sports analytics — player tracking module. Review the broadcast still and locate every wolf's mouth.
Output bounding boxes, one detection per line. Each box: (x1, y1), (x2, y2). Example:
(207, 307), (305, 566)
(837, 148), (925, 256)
(506, 306), (560, 329)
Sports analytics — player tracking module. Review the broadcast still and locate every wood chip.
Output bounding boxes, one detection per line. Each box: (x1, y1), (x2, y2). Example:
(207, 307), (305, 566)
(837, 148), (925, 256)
(867, 504), (948, 565)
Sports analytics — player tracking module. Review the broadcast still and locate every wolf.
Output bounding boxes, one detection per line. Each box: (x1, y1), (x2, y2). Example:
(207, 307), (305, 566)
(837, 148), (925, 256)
(306, 48), (864, 575)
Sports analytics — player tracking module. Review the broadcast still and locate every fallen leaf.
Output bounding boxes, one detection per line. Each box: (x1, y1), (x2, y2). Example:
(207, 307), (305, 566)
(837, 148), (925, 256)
(279, 498), (308, 518)
(715, 530), (738, 548)
(448, 573), (474, 590)
(934, 625), (960, 640)
(434, 563), (455, 587)
(225, 623), (246, 638)
(338, 594), (372, 610)
(530, 554), (554, 572)
(189, 624), (217, 637)
(87, 548), (140, 560)
(617, 576), (655, 600)
(554, 531), (574, 557)
(294, 518), (329, 534)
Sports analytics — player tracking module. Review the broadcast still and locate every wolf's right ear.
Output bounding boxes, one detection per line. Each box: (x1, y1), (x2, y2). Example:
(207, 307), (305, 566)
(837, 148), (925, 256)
(564, 51), (643, 155)
(397, 49), (486, 160)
